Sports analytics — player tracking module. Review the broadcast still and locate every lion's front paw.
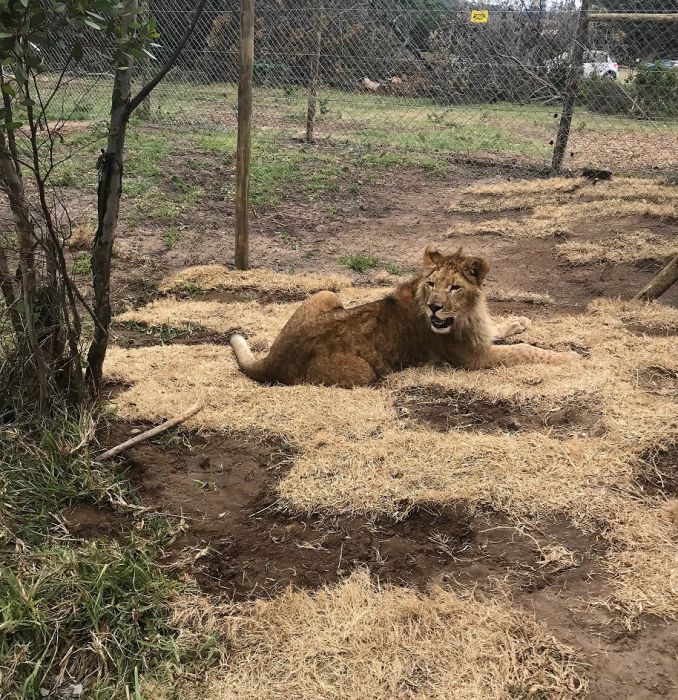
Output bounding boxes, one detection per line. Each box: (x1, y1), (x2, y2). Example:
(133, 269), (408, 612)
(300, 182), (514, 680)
(503, 316), (532, 337)
(513, 316), (532, 333)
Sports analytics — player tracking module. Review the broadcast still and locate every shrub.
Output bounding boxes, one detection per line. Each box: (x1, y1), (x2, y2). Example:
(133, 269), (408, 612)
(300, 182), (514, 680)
(632, 63), (678, 119)
(578, 76), (635, 116)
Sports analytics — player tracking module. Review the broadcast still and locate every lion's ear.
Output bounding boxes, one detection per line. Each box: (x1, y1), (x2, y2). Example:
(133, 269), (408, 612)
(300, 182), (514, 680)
(421, 244), (443, 270)
(462, 256), (489, 285)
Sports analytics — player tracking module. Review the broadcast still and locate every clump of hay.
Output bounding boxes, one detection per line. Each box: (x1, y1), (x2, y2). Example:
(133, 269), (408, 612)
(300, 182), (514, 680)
(485, 288), (554, 305)
(161, 572), (585, 700)
(67, 220), (95, 250)
(160, 265), (352, 296)
(450, 176), (678, 215)
(556, 230), (677, 265)
(447, 199), (678, 240)
(447, 174), (678, 240)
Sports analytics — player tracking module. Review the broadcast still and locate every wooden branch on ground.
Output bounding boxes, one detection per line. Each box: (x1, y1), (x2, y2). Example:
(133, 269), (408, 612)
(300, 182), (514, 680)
(98, 398), (205, 460)
(634, 253), (678, 302)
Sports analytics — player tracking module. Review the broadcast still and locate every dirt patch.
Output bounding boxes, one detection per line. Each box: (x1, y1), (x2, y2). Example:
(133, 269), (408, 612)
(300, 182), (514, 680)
(625, 321), (678, 337)
(637, 366), (678, 395)
(192, 288), (308, 304)
(636, 444), (678, 497)
(76, 424), (604, 602)
(73, 425), (678, 699)
(395, 386), (604, 438)
(111, 321), (231, 349)
(64, 503), (134, 540)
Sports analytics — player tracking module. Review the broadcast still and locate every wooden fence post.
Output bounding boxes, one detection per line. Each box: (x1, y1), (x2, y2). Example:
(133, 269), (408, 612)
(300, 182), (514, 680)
(551, 0), (590, 172)
(305, 1), (323, 143)
(235, 0), (255, 270)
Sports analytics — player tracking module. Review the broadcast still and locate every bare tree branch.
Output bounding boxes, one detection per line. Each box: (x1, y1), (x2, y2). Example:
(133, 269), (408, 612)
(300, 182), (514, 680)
(126, 0), (209, 116)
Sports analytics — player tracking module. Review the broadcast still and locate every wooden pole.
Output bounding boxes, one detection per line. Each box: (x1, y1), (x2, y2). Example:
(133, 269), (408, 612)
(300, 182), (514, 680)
(235, 0), (254, 270)
(551, 0), (590, 172)
(305, 1), (323, 143)
(634, 253), (678, 301)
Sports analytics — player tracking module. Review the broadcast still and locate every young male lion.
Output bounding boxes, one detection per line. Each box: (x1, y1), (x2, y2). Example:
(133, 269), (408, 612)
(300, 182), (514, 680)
(230, 245), (578, 387)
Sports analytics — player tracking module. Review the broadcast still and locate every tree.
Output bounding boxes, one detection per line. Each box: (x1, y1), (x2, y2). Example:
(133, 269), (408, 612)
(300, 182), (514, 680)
(0, 0), (207, 412)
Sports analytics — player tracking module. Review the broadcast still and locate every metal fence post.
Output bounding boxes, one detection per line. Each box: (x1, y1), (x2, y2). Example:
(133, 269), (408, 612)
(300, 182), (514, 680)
(551, 0), (591, 172)
(139, 0), (152, 120)
(235, 0), (255, 270)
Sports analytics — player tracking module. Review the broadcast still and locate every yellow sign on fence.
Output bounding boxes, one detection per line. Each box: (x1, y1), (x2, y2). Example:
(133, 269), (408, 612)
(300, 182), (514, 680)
(470, 9), (489, 23)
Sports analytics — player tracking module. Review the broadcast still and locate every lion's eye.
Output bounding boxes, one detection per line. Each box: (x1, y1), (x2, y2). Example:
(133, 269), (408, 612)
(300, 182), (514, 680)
(426, 280), (435, 288)
(448, 284), (461, 291)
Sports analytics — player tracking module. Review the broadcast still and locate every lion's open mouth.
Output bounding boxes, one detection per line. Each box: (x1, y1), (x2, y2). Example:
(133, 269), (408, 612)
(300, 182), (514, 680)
(430, 315), (454, 330)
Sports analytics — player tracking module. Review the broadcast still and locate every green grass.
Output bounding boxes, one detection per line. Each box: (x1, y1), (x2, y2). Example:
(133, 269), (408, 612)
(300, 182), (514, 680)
(162, 226), (181, 249)
(0, 415), (191, 698)
(72, 251), (91, 276)
(0, 412), (230, 698)
(340, 251), (380, 273)
(384, 262), (405, 276)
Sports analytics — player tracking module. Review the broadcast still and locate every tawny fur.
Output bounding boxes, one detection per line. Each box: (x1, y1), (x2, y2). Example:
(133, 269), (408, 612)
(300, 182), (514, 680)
(230, 246), (579, 387)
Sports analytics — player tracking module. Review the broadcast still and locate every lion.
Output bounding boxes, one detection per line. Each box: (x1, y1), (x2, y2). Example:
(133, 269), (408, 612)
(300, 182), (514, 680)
(230, 245), (579, 387)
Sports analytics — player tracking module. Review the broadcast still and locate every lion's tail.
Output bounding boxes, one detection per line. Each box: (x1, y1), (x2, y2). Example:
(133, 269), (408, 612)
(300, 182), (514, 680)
(230, 334), (271, 383)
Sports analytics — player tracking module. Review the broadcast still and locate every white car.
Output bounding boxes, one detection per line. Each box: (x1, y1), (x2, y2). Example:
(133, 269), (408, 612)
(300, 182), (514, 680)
(549, 51), (618, 79)
(583, 51), (618, 79)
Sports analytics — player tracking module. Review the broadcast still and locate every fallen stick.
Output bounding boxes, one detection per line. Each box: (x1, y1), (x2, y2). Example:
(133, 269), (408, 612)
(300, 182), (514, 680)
(98, 398), (205, 461)
(634, 253), (678, 302)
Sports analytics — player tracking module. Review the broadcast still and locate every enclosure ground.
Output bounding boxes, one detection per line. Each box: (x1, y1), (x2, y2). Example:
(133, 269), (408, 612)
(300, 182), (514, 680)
(46, 121), (678, 698)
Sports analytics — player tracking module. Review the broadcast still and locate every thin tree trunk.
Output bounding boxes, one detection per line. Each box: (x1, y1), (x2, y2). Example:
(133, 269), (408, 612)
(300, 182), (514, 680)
(87, 0), (209, 393)
(552, 0), (590, 172)
(86, 1), (136, 392)
(0, 134), (50, 408)
(0, 242), (23, 337)
(634, 253), (678, 301)
(235, 0), (255, 270)
(305, 4), (323, 143)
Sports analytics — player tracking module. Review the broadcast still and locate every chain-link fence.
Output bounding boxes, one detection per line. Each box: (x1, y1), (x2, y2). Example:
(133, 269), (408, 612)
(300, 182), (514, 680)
(36, 0), (678, 177)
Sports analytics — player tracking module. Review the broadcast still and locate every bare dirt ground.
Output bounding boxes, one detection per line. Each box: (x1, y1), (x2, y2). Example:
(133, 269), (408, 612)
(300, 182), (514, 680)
(109, 156), (677, 316)
(65, 161), (678, 699)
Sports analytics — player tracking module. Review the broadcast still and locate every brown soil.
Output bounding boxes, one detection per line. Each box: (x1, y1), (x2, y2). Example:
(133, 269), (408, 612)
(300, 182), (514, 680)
(638, 366), (678, 395)
(109, 160), (678, 315)
(636, 443), (678, 498)
(396, 386), (604, 438)
(111, 322), (232, 349)
(65, 425), (678, 699)
(624, 321), (678, 337)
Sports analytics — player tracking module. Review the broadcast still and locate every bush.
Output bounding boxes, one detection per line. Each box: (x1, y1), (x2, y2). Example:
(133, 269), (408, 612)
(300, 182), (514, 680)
(578, 76), (635, 116)
(632, 63), (678, 119)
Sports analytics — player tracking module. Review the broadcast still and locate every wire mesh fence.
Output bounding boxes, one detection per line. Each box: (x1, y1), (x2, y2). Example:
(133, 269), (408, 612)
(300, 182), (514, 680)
(36, 0), (678, 177)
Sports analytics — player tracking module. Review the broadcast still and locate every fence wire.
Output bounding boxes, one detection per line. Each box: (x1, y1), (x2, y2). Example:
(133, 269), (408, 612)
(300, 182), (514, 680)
(37, 0), (678, 177)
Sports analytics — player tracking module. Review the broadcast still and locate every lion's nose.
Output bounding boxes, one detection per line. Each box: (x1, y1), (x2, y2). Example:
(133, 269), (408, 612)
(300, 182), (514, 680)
(428, 302), (442, 314)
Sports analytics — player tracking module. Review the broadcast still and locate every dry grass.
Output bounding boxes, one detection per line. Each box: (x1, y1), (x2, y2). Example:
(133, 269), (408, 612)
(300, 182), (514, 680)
(485, 288), (554, 305)
(450, 176), (678, 215)
(447, 176), (678, 244)
(160, 264), (352, 296)
(67, 220), (95, 250)
(556, 230), (678, 265)
(107, 275), (678, 620)
(153, 572), (585, 700)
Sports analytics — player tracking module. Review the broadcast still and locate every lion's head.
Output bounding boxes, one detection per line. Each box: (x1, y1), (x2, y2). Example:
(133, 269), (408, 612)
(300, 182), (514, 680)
(417, 245), (489, 334)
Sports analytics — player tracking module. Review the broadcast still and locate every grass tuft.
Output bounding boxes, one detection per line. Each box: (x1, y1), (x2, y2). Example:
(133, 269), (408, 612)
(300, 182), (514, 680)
(340, 251), (380, 273)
